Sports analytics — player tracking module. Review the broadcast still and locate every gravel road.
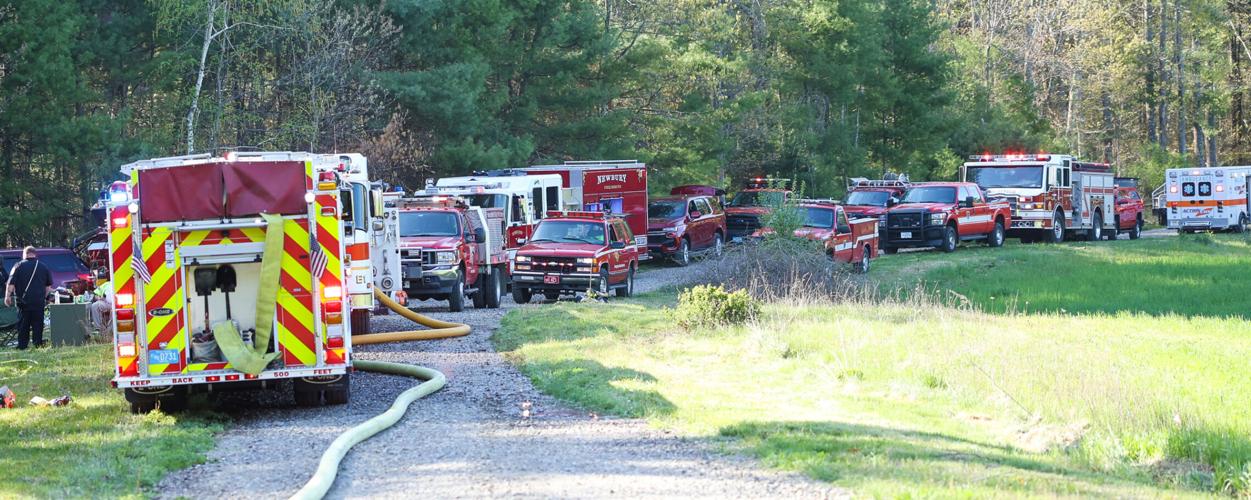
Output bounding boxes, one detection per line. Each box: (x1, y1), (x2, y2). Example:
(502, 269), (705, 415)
(157, 259), (844, 499)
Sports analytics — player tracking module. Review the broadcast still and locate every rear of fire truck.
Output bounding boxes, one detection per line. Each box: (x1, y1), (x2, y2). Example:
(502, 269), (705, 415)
(107, 152), (376, 413)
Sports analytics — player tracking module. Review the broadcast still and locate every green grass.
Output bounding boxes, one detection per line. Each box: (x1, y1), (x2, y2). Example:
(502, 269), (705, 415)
(495, 235), (1251, 497)
(0, 345), (220, 498)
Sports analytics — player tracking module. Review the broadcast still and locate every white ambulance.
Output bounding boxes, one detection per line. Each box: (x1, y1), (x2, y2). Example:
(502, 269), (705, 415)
(1164, 166), (1251, 233)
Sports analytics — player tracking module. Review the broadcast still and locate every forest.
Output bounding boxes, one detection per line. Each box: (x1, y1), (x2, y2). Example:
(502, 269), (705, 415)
(0, 0), (1245, 245)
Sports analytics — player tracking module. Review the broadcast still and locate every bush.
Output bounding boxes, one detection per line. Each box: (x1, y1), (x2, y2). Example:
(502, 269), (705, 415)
(674, 284), (759, 328)
(692, 236), (867, 302)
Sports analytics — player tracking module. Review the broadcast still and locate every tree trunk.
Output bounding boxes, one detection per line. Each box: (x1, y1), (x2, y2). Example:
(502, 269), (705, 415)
(1175, 0), (1186, 155)
(187, 2), (217, 155)
(1102, 90), (1114, 163)
(1159, 0), (1169, 147)
(1146, 0), (1158, 144)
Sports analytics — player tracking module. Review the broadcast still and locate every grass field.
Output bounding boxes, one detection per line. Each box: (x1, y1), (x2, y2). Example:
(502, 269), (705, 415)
(495, 234), (1251, 497)
(0, 344), (219, 498)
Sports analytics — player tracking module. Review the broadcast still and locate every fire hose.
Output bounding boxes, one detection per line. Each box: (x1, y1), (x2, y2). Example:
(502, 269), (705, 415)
(288, 288), (469, 500)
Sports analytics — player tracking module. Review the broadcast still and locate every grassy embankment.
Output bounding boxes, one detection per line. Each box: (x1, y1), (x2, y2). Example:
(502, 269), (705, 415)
(495, 235), (1251, 497)
(0, 344), (219, 498)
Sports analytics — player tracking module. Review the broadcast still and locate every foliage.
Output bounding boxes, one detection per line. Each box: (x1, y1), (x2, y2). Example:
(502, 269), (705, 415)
(673, 284), (759, 328)
(496, 236), (1251, 496)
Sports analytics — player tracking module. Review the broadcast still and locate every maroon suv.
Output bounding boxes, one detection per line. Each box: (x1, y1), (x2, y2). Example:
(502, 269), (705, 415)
(646, 194), (727, 265)
(1, 247), (93, 295)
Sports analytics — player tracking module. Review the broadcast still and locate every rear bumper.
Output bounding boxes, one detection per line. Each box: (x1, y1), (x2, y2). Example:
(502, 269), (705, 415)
(113, 365), (349, 389)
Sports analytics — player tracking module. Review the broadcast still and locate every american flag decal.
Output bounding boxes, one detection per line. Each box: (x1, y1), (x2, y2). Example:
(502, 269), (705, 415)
(310, 244), (327, 279)
(131, 239), (152, 284)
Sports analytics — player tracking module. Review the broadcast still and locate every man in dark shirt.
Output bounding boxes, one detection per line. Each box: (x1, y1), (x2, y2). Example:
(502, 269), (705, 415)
(5, 247), (54, 349)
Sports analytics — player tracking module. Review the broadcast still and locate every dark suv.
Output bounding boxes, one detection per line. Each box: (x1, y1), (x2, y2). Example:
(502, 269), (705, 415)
(1, 247), (93, 295)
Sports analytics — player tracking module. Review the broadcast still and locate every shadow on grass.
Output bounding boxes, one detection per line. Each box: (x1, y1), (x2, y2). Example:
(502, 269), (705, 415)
(519, 358), (676, 419)
(719, 420), (1186, 496)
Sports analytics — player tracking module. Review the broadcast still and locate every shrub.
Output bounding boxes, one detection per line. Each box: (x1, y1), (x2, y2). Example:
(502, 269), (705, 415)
(674, 284), (760, 328)
(692, 235), (867, 302)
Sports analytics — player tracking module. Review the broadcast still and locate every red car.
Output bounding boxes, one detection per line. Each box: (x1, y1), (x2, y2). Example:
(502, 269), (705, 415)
(882, 182), (1012, 253)
(1112, 177), (1145, 240)
(511, 211), (640, 302)
(647, 194), (727, 265)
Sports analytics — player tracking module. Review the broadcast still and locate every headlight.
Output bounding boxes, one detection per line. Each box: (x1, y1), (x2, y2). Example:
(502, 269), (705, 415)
(577, 257), (593, 265)
(1019, 202), (1035, 210)
(515, 255), (531, 263)
(662, 225), (683, 232)
(877, 215), (887, 223)
(929, 212), (947, 224)
(434, 251), (457, 265)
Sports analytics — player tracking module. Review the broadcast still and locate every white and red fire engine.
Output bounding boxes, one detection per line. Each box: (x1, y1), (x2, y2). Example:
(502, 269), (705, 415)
(1164, 166), (1251, 233)
(962, 153), (1118, 242)
(106, 151), (391, 413)
(435, 171), (564, 252)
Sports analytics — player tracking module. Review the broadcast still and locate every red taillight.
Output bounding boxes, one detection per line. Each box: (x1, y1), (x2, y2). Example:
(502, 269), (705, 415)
(323, 300), (342, 313)
(112, 217), (128, 229)
(323, 300), (343, 324)
(116, 309), (135, 321)
(327, 336), (344, 348)
(78, 273), (92, 282)
(116, 293), (134, 307)
(320, 207), (336, 217)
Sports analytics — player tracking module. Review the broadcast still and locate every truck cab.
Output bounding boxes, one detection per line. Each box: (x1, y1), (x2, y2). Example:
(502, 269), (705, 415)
(511, 212), (639, 302)
(882, 182), (1011, 253)
(843, 177), (909, 224)
(435, 172), (564, 252)
(726, 178), (792, 242)
(396, 196), (506, 311)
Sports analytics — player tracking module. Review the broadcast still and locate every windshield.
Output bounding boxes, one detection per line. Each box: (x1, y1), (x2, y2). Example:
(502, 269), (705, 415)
(802, 207), (835, 228)
(966, 166), (1044, 189)
(846, 191), (891, 207)
(464, 193), (507, 209)
(648, 200), (685, 218)
(901, 187), (957, 204)
(730, 191), (784, 207)
(530, 220), (606, 245)
(399, 211), (460, 237)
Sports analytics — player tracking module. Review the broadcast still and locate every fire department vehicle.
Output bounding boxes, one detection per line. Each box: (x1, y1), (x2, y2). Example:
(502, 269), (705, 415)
(395, 194), (507, 311)
(1164, 166), (1251, 233)
(843, 176), (910, 227)
(517, 160), (650, 258)
(646, 191), (727, 266)
(511, 211), (640, 302)
(105, 151), (392, 413)
(745, 201), (879, 272)
(1112, 177), (1145, 240)
(962, 153), (1118, 243)
(882, 182), (1012, 253)
(726, 177), (792, 242)
(435, 171), (564, 251)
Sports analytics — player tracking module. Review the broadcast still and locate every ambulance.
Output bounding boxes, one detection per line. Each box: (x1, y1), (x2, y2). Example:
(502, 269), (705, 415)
(1164, 166), (1251, 233)
(106, 151), (394, 413)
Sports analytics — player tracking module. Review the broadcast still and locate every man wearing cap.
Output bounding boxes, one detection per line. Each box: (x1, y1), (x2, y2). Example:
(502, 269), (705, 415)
(5, 246), (54, 349)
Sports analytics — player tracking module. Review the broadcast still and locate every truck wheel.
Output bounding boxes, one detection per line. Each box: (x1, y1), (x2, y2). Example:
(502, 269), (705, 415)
(1129, 217), (1143, 239)
(987, 221), (1005, 247)
(512, 286), (532, 304)
(448, 275), (465, 312)
(350, 309), (371, 336)
(293, 385), (321, 407)
(598, 268), (611, 295)
(323, 374), (350, 405)
(940, 225), (958, 253)
(485, 270), (503, 308)
(674, 238), (691, 267)
(543, 291), (560, 301)
(1234, 215), (1247, 234)
(472, 274), (487, 309)
(615, 267), (635, 297)
(125, 386), (186, 414)
(1044, 211), (1065, 243)
(883, 246), (898, 255)
(853, 246), (871, 274)
(712, 233), (724, 258)
(1086, 212), (1103, 241)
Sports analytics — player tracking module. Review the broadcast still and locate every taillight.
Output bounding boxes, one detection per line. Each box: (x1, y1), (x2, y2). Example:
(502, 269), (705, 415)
(112, 216), (129, 229)
(78, 273), (92, 282)
(323, 300), (343, 324)
(116, 293), (134, 307)
(327, 336), (345, 348)
(322, 286), (342, 300)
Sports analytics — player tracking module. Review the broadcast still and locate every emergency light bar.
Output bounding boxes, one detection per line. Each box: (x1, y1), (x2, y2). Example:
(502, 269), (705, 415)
(967, 153), (1052, 162)
(745, 177), (791, 189)
(545, 210), (611, 220)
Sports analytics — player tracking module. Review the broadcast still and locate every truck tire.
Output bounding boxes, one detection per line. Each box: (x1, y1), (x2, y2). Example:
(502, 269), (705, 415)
(853, 246), (871, 274)
(598, 268), (612, 296)
(1086, 212), (1103, 241)
(472, 274), (487, 309)
(1044, 211), (1065, 243)
(512, 286), (532, 304)
(1234, 215), (1248, 234)
(448, 275), (465, 312)
(615, 267), (635, 297)
(674, 238), (691, 267)
(713, 233), (724, 258)
(1129, 216), (1143, 239)
(323, 374), (350, 405)
(939, 225), (958, 253)
(350, 309), (371, 336)
(293, 379), (322, 407)
(125, 386), (187, 414)
(485, 269), (503, 308)
(987, 220), (1005, 247)
(883, 246), (898, 255)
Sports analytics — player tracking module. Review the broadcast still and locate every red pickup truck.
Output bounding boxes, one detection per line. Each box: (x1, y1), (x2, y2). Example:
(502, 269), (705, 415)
(511, 211), (640, 302)
(882, 182), (1012, 253)
(1111, 177), (1144, 240)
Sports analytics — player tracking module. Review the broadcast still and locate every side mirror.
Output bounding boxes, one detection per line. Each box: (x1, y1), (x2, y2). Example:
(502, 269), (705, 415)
(837, 224), (851, 234)
(689, 210), (703, 219)
(474, 227), (487, 242)
(609, 241), (626, 249)
(961, 196), (975, 208)
(517, 238), (527, 245)
(887, 197), (898, 207)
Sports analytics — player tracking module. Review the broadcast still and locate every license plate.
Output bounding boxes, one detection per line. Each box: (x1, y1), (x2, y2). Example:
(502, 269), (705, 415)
(732, 236), (743, 243)
(901, 231), (912, 239)
(543, 275), (560, 284)
(148, 349), (180, 365)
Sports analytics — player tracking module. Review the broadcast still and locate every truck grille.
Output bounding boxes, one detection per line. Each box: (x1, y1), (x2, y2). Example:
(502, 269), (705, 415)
(888, 213), (923, 228)
(531, 257), (579, 273)
(400, 249), (436, 266)
(647, 233), (672, 246)
(727, 214), (761, 237)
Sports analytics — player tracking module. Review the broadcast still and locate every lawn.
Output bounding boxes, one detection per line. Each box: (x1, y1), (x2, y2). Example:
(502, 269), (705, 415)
(494, 235), (1251, 497)
(0, 344), (219, 498)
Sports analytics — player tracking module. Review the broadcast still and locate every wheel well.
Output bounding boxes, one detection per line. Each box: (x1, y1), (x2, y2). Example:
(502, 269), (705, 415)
(994, 214), (1005, 226)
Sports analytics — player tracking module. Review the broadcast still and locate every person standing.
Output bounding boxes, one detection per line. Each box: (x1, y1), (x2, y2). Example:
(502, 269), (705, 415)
(5, 247), (54, 349)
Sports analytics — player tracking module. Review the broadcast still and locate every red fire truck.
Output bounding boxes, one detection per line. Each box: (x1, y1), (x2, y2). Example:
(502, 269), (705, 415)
(962, 153), (1118, 242)
(395, 195), (507, 311)
(511, 211), (641, 301)
(882, 182), (1012, 253)
(105, 152), (388, 412)
(843, 176), (910, 224)
(518, 160), (650, 258)
(726, 177), (792, 242)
